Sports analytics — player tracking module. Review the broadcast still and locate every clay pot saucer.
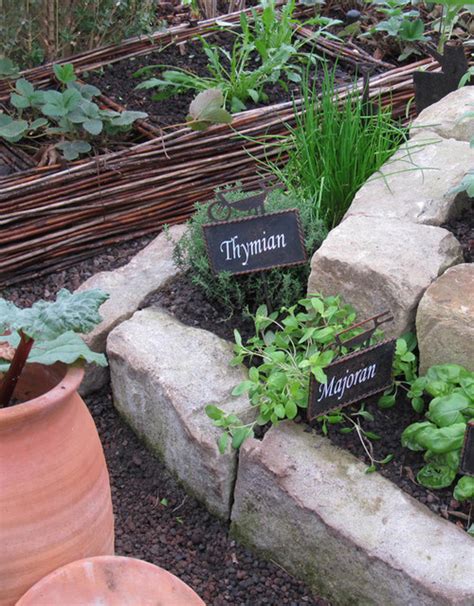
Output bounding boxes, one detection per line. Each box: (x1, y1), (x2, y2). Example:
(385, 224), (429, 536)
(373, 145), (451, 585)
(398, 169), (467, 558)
(16, 555), (206, 606)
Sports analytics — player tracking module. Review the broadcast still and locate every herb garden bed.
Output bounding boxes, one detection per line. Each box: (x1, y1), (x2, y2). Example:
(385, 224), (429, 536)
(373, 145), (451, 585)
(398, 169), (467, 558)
(2, 3), (467, 285)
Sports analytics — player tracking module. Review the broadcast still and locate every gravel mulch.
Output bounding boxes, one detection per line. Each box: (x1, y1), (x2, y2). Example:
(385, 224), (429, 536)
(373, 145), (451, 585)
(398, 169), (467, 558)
(87, 386), (328, 606)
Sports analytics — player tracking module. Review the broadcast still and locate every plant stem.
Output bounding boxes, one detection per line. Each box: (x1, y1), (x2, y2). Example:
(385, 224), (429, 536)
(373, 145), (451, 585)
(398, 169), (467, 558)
(0, 332), (34, 408)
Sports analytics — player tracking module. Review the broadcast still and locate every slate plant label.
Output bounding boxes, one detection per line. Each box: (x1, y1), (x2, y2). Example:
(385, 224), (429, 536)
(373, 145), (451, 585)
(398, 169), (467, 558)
(307, 340), (396, 421)
(203, 209), (306, 276)
(460, 421), (474, 477)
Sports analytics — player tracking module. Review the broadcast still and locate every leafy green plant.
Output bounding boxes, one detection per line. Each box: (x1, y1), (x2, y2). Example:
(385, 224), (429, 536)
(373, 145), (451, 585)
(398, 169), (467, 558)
(0, 289), (109, 408)
(401, 364), (474, 501)
(435, 0), (468, 53)
(206, 294), (408, 469)
(0, 63), (147, 160)
(173, 186), (326, 313)
(135, 3), (340, 114)
(135, 32), (299, 113)
(258, 69), (406, 229)
(363, 0), (429, 60)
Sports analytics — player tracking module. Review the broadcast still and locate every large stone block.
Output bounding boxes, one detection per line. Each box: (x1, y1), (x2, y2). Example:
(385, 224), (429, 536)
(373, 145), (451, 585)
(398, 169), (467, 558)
(410, 87), (474, 143)
(107, 308), (251, 519)
(307, 216), (462, 337)
(77, 225), (186, 394)
(344, 133), (472, 226)
(231, 422), (474, 606)
(417, 263), (474, 374)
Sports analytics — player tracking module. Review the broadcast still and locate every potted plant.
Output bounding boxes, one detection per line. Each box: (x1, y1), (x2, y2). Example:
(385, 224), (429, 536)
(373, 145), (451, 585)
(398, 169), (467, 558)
(0, 288), (114, 606)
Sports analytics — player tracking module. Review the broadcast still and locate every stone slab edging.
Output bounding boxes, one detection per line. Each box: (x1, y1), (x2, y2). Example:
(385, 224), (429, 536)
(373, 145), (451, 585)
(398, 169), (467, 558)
(77, 224), (186, 395)
(107, 308), (253, 520)
(231, 422), (474, 606)
(308, 87), (474, 338)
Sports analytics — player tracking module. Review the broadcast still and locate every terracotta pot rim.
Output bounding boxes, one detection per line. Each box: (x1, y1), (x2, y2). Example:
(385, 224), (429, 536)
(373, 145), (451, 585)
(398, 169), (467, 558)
(0, 363), (84, 422)
(16, 555), (206, 605)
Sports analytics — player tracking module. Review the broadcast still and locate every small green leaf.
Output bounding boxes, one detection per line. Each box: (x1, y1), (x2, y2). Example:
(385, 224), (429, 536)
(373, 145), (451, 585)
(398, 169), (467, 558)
(218, 433), (229, 454)
(231, 380), (254, 396)
(205, 404), (223, 421)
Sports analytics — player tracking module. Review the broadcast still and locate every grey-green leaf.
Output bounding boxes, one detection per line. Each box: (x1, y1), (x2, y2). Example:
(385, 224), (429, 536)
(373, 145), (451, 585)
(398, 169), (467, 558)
(26, 331), (107, 367)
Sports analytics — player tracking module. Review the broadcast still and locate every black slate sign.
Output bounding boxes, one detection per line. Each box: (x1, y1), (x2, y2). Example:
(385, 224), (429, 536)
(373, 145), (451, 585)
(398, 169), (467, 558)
(460, 421), (474, 477)
(307, 340), (396, 421)
(203, 209), (306, 275)
(413, 44), (471, 113)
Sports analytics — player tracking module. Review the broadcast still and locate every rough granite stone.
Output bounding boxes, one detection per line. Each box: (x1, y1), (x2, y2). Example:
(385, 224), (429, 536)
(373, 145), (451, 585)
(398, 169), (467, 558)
(417, 263), (474, 374)
(344, 132), (472, 226)
(231, 422), (474, 606)
(307, 216), (463, 337)
(410, 87), (474, 143)
(107, 308), (253, 519)
(77, 225), (186, 394)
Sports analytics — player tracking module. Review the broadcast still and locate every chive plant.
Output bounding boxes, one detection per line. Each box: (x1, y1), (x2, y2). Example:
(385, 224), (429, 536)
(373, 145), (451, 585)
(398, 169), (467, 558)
(260, 69), (406, 229)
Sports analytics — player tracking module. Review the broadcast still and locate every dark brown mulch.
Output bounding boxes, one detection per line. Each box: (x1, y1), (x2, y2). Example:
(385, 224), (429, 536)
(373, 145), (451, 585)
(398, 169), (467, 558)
(144, 271), (255, 343)
(442, 203), (474, 264)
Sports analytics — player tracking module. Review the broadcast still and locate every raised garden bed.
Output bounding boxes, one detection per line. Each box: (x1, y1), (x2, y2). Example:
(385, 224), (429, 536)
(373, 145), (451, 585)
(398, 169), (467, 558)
(3, 3), (469, 285)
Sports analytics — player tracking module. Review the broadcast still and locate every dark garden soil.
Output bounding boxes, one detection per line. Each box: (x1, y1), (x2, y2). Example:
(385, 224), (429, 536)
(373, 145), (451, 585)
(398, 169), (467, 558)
(86, 31), (352, 128)
(87, 386), (327, 605)
(442, 204), (474, 264)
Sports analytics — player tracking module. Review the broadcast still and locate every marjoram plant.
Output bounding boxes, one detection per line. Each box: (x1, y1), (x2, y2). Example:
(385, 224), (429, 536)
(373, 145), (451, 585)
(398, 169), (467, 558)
(207, 294), (411, 472)
(0, 289), (108, 408)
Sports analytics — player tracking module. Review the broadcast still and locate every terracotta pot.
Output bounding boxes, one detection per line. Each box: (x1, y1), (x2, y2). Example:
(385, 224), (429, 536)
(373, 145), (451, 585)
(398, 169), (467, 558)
(16, 555), (206, 605)
(0, 363), (114, 606)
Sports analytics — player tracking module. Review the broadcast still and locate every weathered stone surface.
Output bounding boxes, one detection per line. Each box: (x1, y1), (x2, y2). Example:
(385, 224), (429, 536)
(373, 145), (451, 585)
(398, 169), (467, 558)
(344, 132), (472, 226)
(107, 308), (252, 519)
(231, 422), (474, 606)
(417, 263), (474, 374)
(410, 87), (474, 143)
(307, 216), (462, 337)
(78, 225), (186, 394)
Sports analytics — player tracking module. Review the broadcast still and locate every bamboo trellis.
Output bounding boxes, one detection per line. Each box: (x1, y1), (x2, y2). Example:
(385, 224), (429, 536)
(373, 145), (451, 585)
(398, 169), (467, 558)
(0, 9), (451, 285)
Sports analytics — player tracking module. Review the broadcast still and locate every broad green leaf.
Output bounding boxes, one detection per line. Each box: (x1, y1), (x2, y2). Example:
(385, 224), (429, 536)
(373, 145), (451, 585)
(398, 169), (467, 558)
(83, 119), (103, 135)
(428, 392), (471, 427)
(187, 89), (232, 131)
(401, 421), (436, 451)
(231, 426), (253, 449)
(419, 423), (466, 454)
(25, 331), (107, 367)
(0, 118), (28, 140)
(4, 288), (108, 341)
(417, 463), (456, 489)
(453, 476), (474, 501)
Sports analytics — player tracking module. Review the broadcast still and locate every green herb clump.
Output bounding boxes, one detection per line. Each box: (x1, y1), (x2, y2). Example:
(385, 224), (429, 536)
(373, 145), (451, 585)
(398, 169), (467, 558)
(0, 288), (108, 407)
(401, 364), (474, 504)
(207, 294), (409, 471)
(173, 186), (326, 313)
(260, 69), (407, 230)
